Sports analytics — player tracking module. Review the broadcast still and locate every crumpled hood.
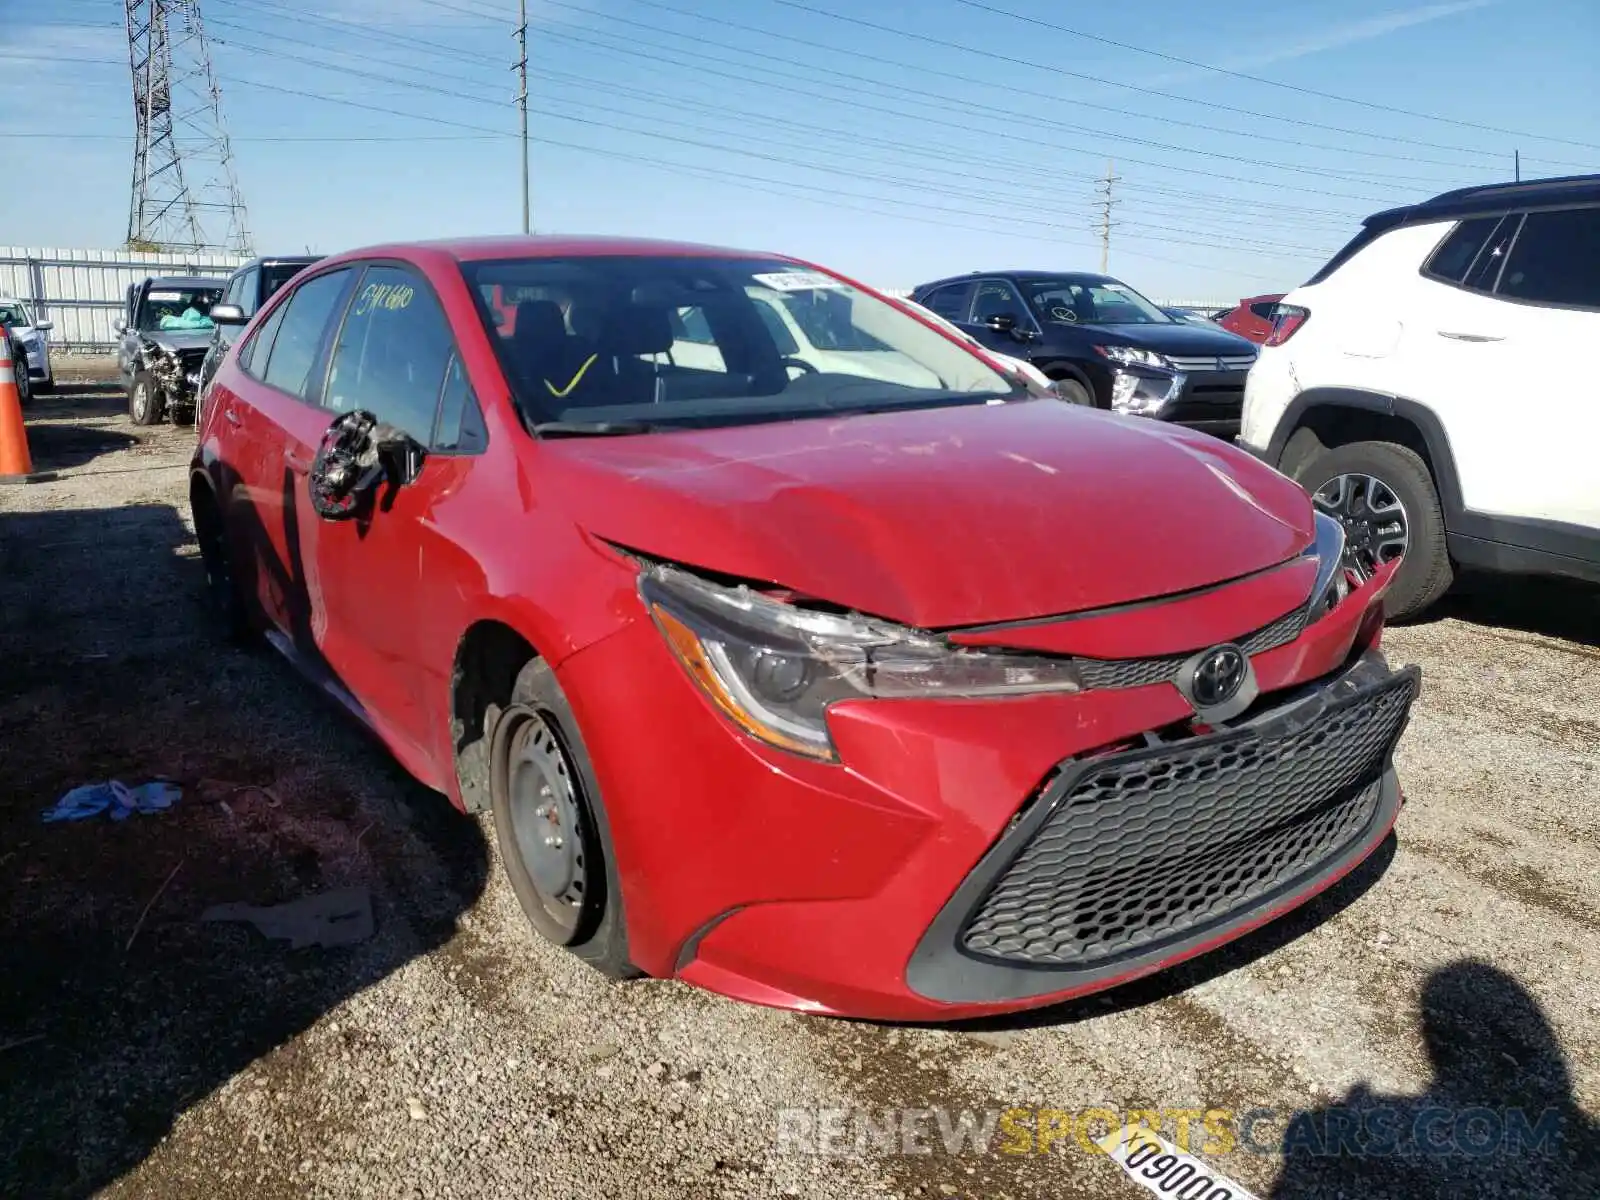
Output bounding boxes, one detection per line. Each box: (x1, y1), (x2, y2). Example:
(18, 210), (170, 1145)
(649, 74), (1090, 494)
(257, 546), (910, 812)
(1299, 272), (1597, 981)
(540, 400), (1315, 628)
(141, 330), (215, 353)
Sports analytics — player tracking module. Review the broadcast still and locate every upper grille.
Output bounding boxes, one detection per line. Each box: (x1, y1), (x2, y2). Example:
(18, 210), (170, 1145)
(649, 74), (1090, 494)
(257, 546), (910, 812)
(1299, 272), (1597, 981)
(1168, 353), (1257, 372)
(1074, 605), (1308, 691)
(960, 668), (1417, 969)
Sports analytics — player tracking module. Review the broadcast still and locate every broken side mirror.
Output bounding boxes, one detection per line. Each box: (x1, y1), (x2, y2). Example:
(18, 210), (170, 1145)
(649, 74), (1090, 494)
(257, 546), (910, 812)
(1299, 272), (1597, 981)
(308, 409), (428, 521)
(113, 317), (127, 334)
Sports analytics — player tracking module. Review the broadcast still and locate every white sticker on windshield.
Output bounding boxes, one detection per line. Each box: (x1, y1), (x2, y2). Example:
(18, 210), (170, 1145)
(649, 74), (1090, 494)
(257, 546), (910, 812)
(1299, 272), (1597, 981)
(751, 270), (846, 292)
(147, 291), (185, 302)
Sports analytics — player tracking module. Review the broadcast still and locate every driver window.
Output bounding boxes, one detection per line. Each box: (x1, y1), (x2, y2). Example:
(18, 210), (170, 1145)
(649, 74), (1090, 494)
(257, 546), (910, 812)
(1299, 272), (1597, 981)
(323, 265), (456, 444)
(971, 281), (1029, 326)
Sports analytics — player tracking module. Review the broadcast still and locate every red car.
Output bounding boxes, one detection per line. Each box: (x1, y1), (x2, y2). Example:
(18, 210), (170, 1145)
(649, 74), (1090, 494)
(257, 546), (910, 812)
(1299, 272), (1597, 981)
(190, 237), (1417, 1022)
(1217, 294), (1287, 344)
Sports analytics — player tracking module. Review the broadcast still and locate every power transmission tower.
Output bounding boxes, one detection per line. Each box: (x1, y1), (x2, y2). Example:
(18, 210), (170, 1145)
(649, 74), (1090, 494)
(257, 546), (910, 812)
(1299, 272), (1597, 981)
(1095, 160), (1120, 274)
(514, 0), (531, 233)
(124, 0), (252, 254)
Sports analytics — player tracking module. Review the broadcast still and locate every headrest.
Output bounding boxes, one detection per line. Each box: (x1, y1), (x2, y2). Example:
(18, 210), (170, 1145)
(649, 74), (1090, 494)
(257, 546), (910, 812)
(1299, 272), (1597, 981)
(512, 299), (567, 348)
(599, 304), (675, 356)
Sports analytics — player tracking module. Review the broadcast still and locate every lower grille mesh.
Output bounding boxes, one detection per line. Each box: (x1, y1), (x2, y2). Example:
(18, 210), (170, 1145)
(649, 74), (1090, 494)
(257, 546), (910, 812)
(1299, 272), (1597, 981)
(960, 670), (1416, 968)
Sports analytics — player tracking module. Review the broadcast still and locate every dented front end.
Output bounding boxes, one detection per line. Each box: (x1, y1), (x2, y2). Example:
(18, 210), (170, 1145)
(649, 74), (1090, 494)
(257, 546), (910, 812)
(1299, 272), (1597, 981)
(136, 338), (205, 415)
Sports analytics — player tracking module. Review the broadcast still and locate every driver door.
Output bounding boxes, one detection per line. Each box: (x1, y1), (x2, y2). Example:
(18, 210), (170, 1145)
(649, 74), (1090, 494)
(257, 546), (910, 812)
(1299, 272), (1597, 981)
(960, 278), (1040, 357)
(295, 264), (488, 775)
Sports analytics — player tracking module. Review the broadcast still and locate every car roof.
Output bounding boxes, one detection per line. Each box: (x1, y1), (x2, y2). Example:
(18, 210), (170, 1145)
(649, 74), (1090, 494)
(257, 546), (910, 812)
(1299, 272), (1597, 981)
(313, 235), (786, 268)
(233, 255), (322, 271)
(1363, 172), (1600, 231)
(144, 275), (228, 289)
(914, 269), (1124, 290)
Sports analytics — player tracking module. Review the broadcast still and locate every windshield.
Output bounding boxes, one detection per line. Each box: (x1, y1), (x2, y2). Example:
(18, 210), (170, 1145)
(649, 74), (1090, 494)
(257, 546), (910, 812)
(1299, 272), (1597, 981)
(138, 287), (223, 331)
(1021, 277), (1174, 326)
(0, 302), (33, 327)
(463, 255), (1019, 430)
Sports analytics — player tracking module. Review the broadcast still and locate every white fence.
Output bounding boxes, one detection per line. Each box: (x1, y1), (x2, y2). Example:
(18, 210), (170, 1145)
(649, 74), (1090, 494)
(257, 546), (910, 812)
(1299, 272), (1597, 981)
(0, 246), (249, 353)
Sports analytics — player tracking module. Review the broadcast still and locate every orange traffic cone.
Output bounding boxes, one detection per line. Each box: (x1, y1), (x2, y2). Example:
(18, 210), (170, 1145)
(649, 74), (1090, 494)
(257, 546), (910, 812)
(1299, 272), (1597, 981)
(0, 334), (49, 484)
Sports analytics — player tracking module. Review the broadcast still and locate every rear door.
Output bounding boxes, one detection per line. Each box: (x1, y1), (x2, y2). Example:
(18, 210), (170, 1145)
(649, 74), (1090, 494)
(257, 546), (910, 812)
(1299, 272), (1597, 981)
(1424, 206), (1600, 529)
(298, 262), (488, 766)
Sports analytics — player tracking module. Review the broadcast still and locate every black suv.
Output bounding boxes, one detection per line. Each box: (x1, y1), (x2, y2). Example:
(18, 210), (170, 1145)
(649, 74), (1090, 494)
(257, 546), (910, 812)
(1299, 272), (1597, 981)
(910, 271), (1261, 438)
(197, 255), (321, 406)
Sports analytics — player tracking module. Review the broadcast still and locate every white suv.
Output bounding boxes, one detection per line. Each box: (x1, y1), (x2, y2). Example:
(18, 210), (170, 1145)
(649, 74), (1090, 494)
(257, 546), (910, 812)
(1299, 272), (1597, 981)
(1241, 176), (1600, 620)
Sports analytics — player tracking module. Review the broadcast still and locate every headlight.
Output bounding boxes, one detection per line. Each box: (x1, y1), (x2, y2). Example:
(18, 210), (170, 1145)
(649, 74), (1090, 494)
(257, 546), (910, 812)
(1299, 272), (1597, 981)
(1110, 369), (1185, 416)
(1303, 511), (1359, 621)
(1096, 344), (1175, 370)
(641, 566), (1083, 760)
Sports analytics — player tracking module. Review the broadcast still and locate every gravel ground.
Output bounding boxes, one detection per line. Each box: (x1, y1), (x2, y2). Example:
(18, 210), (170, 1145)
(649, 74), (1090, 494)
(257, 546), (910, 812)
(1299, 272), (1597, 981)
(2, 378), (1597, 1199)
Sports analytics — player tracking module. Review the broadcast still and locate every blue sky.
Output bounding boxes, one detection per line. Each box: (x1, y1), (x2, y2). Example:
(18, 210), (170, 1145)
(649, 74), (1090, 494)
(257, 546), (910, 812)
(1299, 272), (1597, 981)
(2, 0), (1597, 299)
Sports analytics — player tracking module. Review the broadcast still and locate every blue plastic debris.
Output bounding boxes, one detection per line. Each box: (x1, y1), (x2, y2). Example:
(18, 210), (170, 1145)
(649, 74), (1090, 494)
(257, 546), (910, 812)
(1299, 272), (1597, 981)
(41, 780), (183, 824)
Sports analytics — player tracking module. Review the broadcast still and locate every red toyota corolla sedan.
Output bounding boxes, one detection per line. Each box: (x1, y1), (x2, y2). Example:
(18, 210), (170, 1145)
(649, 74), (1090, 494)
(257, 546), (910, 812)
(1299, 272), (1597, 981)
(190, 236), (1418, 1022)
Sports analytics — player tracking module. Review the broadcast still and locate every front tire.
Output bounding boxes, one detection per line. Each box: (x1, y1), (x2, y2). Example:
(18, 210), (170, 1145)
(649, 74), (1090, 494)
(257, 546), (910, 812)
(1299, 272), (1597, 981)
(1298, 440), (1453, 621)
(191, 486), (253, 643)
(129, 369), (162, 426)
(1051, 377), (1092, 405)
(489, 658), (638, 978)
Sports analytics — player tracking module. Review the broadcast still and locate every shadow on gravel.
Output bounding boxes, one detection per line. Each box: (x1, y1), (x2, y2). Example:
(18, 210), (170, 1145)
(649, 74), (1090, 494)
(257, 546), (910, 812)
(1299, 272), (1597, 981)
(0, 500), (490, 1199)
(20, 422), (139, 472)
(1271, 960), (1600, 1199)
(1420, 572), (1599, 650)
(944, 834), (1398, 1035)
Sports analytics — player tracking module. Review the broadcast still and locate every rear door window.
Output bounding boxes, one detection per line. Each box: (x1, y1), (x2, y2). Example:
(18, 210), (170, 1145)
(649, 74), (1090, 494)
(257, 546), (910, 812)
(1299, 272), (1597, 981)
(1423, 217), (1499, 284)
(323, 265), (456, 443)
(1461, 215), (1522, 293)
(1495, 207), (1600, 309)
(260, 268), (355, 401)
(921, 282), (974, 323)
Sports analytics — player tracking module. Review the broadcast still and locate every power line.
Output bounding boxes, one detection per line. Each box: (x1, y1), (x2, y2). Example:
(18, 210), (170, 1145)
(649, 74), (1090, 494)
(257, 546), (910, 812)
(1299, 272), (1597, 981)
(948, 0), (1600, 154)
(198, 27), (1338, 255)
(195, 14), (1355, 239)
(549, 0), (1498, 182)
(221, 74), (1328, 266)
(756, 0), (1594, 166)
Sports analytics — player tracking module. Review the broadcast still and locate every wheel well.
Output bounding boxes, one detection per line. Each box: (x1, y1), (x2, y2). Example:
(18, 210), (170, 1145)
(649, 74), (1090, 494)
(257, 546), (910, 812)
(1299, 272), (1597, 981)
(1281, 406), (1437, 484)
(450, 621), (539, 814)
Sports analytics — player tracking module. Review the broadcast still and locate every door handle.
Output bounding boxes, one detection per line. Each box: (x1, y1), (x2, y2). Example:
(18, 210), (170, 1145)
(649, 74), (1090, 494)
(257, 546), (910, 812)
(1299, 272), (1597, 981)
(1437, 330), (1504, 342)
(222, 407), (242, 426)
(284, 449), (311, 473)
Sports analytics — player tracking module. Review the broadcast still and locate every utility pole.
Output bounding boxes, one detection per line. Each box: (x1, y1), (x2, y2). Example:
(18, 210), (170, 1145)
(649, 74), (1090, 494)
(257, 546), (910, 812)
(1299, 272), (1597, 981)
(1514, 149), (1521, 182)
(514, 0), (530, 234)
(1095, 160), (1120, 274)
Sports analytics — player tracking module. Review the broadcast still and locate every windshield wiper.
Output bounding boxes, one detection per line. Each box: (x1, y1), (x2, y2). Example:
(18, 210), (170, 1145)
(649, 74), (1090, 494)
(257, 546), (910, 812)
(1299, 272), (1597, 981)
(530, 419), (662, 438)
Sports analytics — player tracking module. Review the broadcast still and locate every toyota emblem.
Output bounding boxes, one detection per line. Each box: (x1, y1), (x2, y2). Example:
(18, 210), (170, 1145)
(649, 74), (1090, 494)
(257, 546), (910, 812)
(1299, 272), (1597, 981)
(1190, 645), (1248, 708)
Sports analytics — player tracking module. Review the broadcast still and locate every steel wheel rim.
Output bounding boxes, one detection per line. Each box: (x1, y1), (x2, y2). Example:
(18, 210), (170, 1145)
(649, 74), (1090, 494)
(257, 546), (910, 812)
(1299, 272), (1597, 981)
(1313, 472), (1409, 575)
(507, 712), (588, 937)
(131, 380), (148, 421)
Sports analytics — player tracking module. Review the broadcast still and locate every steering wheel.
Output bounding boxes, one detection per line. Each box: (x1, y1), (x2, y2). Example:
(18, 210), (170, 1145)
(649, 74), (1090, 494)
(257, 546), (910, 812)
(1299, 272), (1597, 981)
(309, 409), (386, 521)
(780, 356), (819, 377)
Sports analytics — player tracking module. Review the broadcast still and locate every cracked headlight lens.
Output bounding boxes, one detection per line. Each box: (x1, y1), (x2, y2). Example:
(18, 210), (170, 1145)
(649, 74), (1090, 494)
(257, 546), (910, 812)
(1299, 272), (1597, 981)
(1304, 511), (1358, 621)
(641, 566), (1082, 760)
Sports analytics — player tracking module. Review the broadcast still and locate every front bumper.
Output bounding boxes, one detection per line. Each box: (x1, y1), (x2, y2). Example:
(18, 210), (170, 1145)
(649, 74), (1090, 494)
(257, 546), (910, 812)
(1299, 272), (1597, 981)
(557, 559), (1407, 1021)
(1112, 365), (1249, 439)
